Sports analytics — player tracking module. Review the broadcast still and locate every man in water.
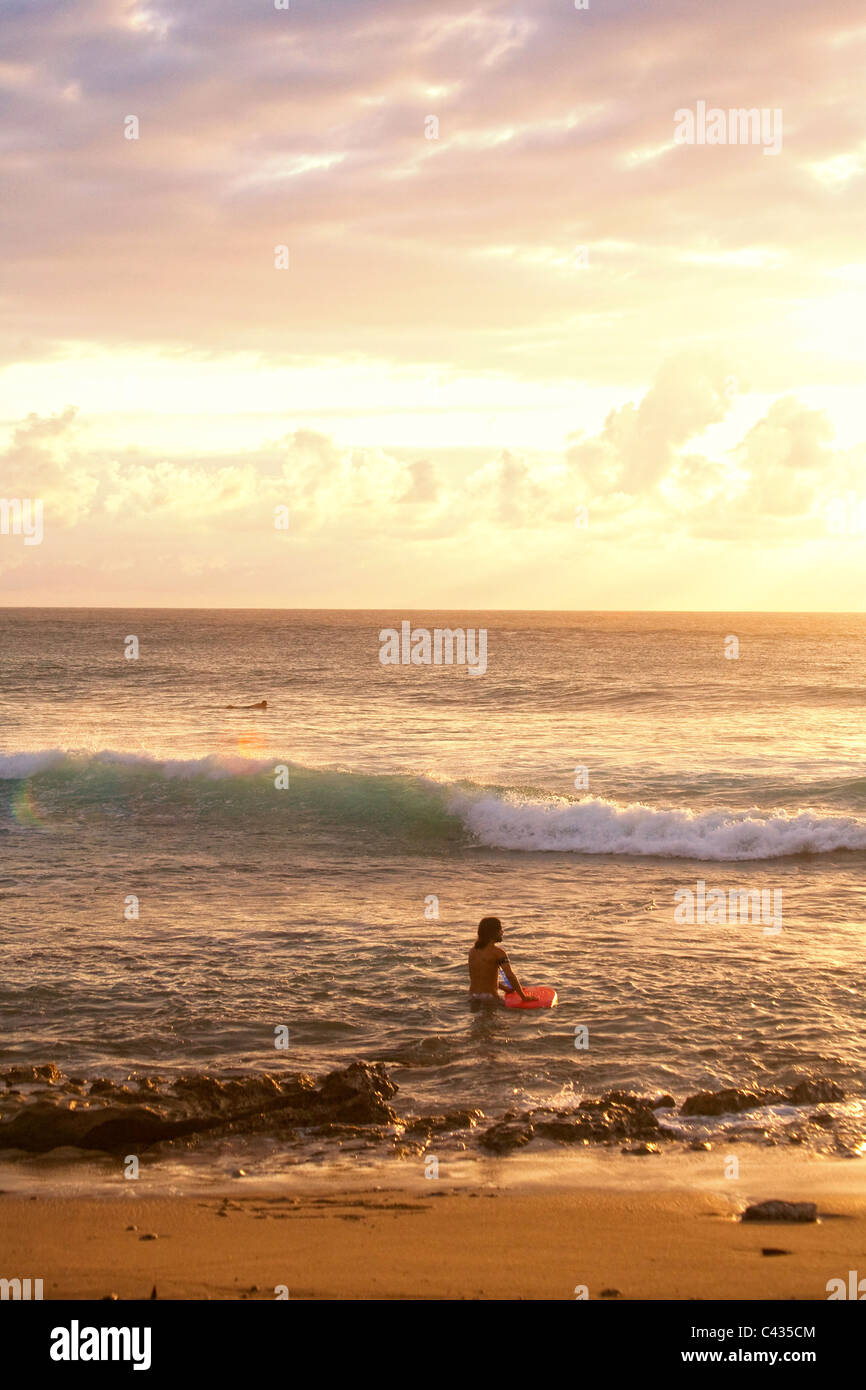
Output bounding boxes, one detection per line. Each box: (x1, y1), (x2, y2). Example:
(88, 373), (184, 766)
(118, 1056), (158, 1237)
(468, 916), (531, 1003)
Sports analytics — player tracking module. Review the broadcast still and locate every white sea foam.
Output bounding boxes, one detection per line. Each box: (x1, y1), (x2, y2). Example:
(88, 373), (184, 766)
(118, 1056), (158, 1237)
(0, 750), (71, 778)
(453, 792), (866, 861)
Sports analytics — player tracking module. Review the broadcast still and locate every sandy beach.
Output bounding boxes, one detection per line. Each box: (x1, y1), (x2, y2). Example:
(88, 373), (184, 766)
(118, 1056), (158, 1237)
(6, 1179), (865, 1301)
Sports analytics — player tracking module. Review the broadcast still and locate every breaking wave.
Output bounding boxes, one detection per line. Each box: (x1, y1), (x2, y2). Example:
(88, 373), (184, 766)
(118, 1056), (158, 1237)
(455, 792), (866, 860)
(2, 750), (866, 861)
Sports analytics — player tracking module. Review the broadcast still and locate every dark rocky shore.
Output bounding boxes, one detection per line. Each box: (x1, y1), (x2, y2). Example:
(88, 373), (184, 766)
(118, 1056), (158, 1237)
(0, 1062), (857, 1161)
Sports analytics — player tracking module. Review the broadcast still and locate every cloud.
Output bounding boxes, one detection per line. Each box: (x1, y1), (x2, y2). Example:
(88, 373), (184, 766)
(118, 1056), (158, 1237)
(2, 353), (865, 606)
(586, 356), (732, 494)
(464, 449), (572, 527)
(566, 355), (733, 496)
(3, 358), (857, 558)
(0, 0), (865, 388)
(733, 396), (835, 516)
(0, 407), (99, 524)
(400, 458), (440, 503)
(102, 456), (263, 525)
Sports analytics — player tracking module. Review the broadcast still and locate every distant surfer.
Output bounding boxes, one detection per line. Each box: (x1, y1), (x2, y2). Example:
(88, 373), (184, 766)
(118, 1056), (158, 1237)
(468, 916), (531, 1004)
(226, 700), (268, 709)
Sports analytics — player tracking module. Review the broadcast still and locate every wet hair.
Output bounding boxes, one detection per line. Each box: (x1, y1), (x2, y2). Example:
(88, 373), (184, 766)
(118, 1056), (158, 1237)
(475, 916), (502, 949)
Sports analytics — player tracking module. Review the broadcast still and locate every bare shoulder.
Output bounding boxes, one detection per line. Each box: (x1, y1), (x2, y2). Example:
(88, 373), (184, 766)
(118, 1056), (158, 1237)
(492, 946), (507, 961)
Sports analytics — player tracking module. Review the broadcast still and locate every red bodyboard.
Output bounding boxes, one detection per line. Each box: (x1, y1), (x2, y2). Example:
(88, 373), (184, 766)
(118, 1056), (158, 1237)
(504, 985), (558, 1010)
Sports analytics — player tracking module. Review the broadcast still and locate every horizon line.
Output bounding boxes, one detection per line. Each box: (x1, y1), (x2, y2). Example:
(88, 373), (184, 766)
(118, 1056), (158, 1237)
(1, 605), (864, 616)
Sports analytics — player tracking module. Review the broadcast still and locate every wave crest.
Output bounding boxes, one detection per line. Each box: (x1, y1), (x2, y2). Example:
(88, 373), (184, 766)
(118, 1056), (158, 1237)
(456, 793), (866, 860)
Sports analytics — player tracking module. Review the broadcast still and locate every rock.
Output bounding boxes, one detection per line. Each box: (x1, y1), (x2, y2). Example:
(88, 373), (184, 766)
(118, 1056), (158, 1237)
(429, 1109), (484, 1131)
(810, 1112), (835, 1129)
(84, 1107), (205, 1151)
(680, 1088), (786, 1117)
(537, 1100), (665, 1145)
(0, 1099), (209, 1153)
(603, 1090), (675, 1112)
(479, 1121), (534, 1153)
(311, 1122), (390, 1143)
(404, 1109), (484, 1135)
(689, 1140), (712, 1151)
(90, 1080), (137, 1101)
(599, 1288), (622, 1298)
(139, 1233), (159, 1241)
(102, 1293), (119, 1301)
(1, 1064), (62, 1086)
(681, 1079), (844, 1118)
(761, 1248), (790, 1256)
(602, 1091), (654, 1110)
(402, 1118), (432, 1137)
(173, 1072), (302, 1113)
(149, 1285), (157, 1300)
(533, 1116), (596, 1144)
(621, 1143), (660, 1155)
(787, 1079), (844, 1105)
(316, 1062), (399, 1124)
(233, 1168), (247, 1177)
(741, 1201), (817, 1223)
(496, 1097), (677, 1149)
(0, 1102), (106, 1151)
(0, 1062), (405, 1154)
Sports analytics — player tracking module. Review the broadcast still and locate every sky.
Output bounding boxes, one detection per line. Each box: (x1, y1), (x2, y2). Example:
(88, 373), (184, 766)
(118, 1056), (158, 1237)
(1, 0), (865, 609)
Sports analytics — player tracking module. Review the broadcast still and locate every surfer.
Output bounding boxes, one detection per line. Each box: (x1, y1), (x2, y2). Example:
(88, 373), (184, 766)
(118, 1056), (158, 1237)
(226, 700), (268, 709)
(468, 916), (531, 1003)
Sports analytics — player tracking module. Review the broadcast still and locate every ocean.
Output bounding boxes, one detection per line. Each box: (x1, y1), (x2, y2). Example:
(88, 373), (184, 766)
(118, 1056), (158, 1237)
(1, 608), (865, 1181)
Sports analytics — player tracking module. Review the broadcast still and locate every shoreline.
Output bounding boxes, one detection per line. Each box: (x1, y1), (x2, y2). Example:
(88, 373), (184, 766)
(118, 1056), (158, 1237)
(2, 1141), (864, 1196)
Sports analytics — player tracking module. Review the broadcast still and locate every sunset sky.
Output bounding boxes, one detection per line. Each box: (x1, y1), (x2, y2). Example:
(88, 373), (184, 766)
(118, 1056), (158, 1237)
(1, 0), (865, 609)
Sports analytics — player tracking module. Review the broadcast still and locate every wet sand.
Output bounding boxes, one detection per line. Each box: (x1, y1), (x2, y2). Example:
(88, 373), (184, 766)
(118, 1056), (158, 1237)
(4, 1184), (865, 1300)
